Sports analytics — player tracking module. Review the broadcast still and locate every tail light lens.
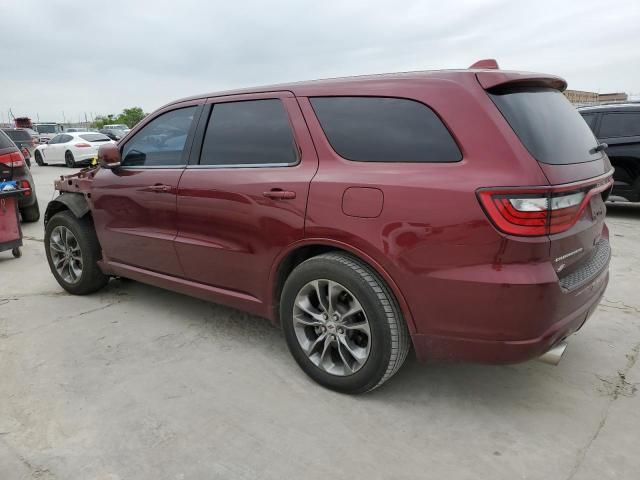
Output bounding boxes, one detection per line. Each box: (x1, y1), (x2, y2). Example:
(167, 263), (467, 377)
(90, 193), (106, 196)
(21, 147), (30, 159)
(0, 151), (25, 168)
(478, 181), (611, 236)
(19, 180), (31, 196)
(75, 143), (91, 148)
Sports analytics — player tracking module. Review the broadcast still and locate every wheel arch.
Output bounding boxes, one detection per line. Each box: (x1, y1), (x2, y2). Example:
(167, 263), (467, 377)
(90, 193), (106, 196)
(44, 193), (90, 226)
(269, 239), (417, 334)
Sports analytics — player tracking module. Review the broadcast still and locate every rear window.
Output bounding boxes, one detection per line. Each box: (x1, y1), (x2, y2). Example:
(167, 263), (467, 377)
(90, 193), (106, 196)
(0, 130), (16, 149)
(80, 133), (110, 142)
(490, 88), (600, 165)
(310, 97), (461, 163)
(599, 113), (640, 138)
(2, 129), (31, 141)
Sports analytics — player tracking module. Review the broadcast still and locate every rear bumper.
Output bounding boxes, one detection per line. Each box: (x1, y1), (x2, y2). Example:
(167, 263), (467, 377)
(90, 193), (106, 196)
(410, 268), (609, 364)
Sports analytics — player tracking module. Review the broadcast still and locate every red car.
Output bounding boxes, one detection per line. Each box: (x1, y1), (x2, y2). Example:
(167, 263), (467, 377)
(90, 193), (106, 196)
(43, 60), (612, 393)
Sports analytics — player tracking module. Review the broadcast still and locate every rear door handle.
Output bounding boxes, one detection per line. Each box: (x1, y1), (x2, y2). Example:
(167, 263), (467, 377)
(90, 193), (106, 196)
(144, 184), (172, 193)
(263, 189), (296, 200)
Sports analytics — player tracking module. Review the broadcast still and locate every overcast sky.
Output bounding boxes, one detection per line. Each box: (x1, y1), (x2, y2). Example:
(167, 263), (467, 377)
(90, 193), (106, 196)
(1, 0), (638, 123)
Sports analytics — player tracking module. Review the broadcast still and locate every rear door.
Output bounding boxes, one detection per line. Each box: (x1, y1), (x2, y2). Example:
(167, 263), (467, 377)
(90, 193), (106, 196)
(488, 86), (613, 277)
(91, 103), (202, 276)
(174, 92), (318, 303)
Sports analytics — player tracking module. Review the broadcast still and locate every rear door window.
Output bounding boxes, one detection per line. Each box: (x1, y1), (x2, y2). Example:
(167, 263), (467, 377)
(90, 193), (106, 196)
(199, 99), (297, 166)
(599, 113), (640, 138)
(310, 97), (461, 162)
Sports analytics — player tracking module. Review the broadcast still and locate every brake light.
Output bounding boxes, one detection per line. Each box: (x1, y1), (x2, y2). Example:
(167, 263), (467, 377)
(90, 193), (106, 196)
(0, 152), (25, 168)
(19, 180), (31, 196)
(21, 147), (30, 159)
(478, 182), (610, 236)
(75, 143), (91, 148)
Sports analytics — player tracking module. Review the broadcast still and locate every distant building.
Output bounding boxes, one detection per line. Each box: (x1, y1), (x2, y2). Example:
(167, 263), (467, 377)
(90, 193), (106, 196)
(564, 89), (628, 105)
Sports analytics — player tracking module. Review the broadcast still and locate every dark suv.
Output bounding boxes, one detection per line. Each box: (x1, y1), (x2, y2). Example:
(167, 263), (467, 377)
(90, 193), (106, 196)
(579, 103), (640, 202)
(43, 61), (612, 393)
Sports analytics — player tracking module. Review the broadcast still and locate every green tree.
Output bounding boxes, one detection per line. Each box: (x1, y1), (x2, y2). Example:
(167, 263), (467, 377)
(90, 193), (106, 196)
(117, 107), (146, 128)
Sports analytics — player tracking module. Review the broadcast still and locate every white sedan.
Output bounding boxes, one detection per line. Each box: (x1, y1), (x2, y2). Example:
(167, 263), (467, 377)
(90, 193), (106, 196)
(34, 132), (114, 167)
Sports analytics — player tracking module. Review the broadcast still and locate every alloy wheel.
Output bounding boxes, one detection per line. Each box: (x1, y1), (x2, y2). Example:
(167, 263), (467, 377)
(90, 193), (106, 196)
(293, 279), (371, 376)
(49, 226), (83, 284)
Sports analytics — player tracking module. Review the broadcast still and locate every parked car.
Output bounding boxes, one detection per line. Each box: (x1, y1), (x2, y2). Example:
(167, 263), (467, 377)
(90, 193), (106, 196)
(103, 124), (131, 133)
(43, 61), (612, 393)
(0, 130), (40, 222)
(98, 128), (127, 141)
(34, 132), (113, 167)
(1, 128), (37, 167)
(66, 127), (87, 132)
(579, 104), (640, 202)
(33, 123), (64, 143)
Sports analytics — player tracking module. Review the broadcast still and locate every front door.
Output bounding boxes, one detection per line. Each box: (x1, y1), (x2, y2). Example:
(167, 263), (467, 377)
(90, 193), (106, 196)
(91, 103), (201, 276)
(175, 93), (318, 303)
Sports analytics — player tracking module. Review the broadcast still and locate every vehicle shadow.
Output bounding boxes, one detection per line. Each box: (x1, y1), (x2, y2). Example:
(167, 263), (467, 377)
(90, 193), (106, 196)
(606, 201), (640, 220)
(100, 279), (574, 405)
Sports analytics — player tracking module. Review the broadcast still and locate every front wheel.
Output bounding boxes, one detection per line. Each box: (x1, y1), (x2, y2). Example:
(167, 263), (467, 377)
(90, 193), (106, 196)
(44, 210), (109, 295)
(65, 151), (76, 168)
(281, 252), (410, 394)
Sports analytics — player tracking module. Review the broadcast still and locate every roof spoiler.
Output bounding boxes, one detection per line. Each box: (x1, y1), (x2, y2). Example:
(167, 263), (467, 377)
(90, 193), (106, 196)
(468, 59), (567, 92)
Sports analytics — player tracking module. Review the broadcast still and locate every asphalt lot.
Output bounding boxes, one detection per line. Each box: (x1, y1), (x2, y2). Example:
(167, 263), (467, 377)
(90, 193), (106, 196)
(1, 164), (639, 480)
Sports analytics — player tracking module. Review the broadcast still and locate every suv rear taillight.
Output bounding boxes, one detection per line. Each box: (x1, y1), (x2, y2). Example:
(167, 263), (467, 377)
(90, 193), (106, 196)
(477, 180), (613, 237)
(19, 180), (31, 196)
(0, 151), (25, 168)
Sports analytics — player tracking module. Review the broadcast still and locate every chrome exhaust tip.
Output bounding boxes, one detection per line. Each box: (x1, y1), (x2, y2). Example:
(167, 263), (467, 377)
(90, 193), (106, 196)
(538, 341), (568, 366)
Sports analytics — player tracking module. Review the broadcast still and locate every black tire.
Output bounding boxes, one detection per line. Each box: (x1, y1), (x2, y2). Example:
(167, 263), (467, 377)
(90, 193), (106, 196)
(65, 151), (76, 168)
(44, 210), (109, 295)
(281, 252), (410, 394)
(12, 247), (21, 258)
(35, 151), (45, 166)
(20, 199), (40, 223)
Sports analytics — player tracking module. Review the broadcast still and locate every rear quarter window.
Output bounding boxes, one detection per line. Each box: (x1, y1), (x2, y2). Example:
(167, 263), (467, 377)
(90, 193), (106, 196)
(310, 97), (462, 163)
(599, 113), (640, 138)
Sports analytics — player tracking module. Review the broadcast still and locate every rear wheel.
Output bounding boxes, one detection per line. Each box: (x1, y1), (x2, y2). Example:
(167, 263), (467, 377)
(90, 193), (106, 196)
(281, 252), (410, 394)
(20, 199), (40, 223)
(44, 210), (109, 295)
(35, 151), (45, 166)
(65, 151), (76, 168)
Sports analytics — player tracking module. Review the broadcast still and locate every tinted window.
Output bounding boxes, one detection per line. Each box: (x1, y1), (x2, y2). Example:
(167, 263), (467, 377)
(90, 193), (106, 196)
(60, 134), (73, 143)
(581, 113), (598, 132)
(310, 97), (461, 163)
(200, 99), (297, 166)
(48, 135), (63, 144)
(79, 133), (111, 142)
(0, 130), (15, 149)
(599, 113), (640, 138)
(490, 88), (600, 165)
(122, 107), (196, 167)
(2, 129), (31, 141)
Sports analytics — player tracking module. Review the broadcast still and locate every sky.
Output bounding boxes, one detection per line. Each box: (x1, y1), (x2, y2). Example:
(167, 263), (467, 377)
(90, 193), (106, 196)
(1, 0), (638, 123)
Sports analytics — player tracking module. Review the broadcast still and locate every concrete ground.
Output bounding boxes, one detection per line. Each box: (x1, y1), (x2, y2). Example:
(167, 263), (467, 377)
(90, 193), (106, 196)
(1, 164), (639, 480)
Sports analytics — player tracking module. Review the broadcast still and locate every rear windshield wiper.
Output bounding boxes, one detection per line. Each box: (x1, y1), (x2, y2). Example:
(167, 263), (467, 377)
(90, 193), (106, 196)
(590, 143), (608, 154)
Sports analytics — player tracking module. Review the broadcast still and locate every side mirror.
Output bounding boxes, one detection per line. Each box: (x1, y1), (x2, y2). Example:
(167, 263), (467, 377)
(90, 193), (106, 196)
(98, 143), (122, 169)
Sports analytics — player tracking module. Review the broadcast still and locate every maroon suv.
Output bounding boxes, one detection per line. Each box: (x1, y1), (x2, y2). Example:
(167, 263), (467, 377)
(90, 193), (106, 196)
(43, 61), (612, 393)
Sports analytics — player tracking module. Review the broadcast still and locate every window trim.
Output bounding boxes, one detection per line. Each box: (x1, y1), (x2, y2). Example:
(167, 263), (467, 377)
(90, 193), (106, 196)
(118, 103), (203, 170)
(309, 95), (463, 164)
(599, 112), (640, 139)
(189, 97), (301, 169)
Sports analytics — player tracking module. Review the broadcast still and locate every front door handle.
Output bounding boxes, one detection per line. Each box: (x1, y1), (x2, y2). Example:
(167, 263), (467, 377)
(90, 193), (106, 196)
(143, 184), (172, 193)
(263, 189), (296, 200)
